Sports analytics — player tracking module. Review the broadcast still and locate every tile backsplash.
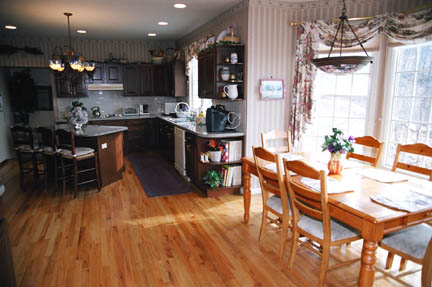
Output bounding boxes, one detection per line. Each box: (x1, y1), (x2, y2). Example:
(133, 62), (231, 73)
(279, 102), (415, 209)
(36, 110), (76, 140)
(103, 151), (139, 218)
(57, 90), (182, 118)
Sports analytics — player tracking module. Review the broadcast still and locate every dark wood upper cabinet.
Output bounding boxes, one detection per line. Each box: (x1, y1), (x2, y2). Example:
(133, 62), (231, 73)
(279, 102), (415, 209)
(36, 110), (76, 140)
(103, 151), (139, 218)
(106, 64), (122, 83)
(123, 66), (141, 97)
(123, 64), (153, 97)
(88, 63), (122, 84)
(198, 45), (244, 100)
(153, 64), (167, 97)
(55, 72), (87, 98)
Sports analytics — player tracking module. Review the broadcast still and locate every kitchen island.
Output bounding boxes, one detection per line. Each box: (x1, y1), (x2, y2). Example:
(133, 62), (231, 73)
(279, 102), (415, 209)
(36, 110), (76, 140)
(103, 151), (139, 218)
(56, 124), (128, 187)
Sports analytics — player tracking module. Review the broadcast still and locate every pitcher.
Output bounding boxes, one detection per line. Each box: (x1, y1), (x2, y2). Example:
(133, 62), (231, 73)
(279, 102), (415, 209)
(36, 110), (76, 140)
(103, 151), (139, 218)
(223, 84), (238, 100)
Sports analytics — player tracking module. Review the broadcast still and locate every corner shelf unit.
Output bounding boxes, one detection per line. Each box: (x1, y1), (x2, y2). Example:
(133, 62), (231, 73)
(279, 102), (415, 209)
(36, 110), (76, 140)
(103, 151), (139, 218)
(198, 45), (245, 100)
(193, 135), (244, 197)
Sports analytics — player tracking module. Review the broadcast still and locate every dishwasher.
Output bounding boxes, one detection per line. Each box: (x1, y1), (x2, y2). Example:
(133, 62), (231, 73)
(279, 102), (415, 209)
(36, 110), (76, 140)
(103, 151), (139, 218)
(174, 127), (187, 176)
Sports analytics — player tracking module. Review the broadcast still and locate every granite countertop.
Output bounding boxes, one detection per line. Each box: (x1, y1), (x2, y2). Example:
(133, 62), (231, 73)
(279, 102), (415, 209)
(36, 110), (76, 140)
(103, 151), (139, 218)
(56, 114), (157, 123)
(158, 116), (245, 138)
(55, 124), (128, 137)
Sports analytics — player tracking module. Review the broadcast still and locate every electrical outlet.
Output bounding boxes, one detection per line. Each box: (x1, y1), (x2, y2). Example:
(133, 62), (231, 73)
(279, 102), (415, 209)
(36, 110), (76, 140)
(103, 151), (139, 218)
(101, 143), (107, 149)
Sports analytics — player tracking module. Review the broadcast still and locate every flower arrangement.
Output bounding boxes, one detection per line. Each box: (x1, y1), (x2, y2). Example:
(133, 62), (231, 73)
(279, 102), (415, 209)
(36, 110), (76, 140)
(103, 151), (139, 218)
(65, 101), (88, 128)
(208, 140), (223, 152)
(322, 128), (355, 154)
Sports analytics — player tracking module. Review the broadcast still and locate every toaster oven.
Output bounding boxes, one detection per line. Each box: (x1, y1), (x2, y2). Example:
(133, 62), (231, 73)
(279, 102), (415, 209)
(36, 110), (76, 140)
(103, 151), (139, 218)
(123, 107), (139, 116)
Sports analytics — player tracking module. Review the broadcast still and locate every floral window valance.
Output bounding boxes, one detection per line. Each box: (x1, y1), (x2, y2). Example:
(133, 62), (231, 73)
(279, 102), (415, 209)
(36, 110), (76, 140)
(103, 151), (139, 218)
(290, 7), (432, 144)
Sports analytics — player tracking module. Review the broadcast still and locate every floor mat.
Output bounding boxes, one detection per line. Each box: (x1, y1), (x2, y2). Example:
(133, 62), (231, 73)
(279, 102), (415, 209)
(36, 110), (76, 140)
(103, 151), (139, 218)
(128, 153), (194, 197)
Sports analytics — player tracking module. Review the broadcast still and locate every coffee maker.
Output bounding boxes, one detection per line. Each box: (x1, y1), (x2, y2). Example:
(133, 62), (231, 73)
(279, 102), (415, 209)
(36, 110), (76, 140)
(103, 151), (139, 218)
(139, 104), (149, 115)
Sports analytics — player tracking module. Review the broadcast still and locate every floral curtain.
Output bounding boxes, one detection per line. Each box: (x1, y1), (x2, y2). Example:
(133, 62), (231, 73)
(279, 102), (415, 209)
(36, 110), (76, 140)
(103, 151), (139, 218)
(183, 37), (207, 97)
(290, 7), (432, 144)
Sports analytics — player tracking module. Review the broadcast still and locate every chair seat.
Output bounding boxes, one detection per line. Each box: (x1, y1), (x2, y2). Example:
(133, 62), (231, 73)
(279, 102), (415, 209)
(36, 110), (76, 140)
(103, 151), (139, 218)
(42, 146), (56, 155)
(266, 195), (291, 215)
(59, 147), (94, 158)
(15, 144), (42, 153)
(381, 224), (432, 261)
(298, 214), (360, 241)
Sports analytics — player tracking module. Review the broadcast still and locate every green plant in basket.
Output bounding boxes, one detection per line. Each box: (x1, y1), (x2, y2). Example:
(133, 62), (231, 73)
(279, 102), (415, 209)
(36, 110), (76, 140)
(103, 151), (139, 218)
(203, 170), (223, 189)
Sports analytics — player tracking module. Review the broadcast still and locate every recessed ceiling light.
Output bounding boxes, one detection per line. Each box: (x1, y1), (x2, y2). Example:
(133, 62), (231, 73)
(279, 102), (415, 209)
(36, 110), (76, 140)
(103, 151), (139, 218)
(148, 33), (157, 37)
(173, 3), (187, 8)
(5, 25), (17, 30)
(158, 21), (168, 26)
(77, 30), (87, 34)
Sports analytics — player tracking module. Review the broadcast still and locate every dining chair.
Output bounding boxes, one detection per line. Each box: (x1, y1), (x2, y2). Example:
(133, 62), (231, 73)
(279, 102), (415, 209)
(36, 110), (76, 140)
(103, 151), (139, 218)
(10, 126), (43, 190)
(55, 129), (101, 198)
(377, 224), (432, 286)
(392, 143), (432, 181)
(261, 130), (292, 153)
(283, 159), (362, 287)
(346, 136), (384, 167)
(252, 146), (291, 258)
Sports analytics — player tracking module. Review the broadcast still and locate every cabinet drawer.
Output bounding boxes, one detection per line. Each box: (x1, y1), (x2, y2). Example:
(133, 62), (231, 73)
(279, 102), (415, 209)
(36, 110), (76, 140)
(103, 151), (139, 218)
(126, 119), (147, 126)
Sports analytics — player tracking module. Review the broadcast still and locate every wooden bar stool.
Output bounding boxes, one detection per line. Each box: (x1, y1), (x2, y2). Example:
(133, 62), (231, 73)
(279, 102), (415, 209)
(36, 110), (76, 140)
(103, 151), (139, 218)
(36, 127), (59, 192)
(55, 129), (101, 198)
(10, 126), (43, 190)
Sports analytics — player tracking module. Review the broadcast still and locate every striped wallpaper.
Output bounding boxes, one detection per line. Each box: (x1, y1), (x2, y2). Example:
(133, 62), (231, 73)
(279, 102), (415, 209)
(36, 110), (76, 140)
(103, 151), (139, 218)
(0, 37), (175, 68)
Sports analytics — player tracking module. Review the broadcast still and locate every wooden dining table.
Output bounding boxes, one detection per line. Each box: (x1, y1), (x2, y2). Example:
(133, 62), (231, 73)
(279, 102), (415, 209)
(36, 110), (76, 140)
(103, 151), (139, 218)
(241, 154), (432, 287)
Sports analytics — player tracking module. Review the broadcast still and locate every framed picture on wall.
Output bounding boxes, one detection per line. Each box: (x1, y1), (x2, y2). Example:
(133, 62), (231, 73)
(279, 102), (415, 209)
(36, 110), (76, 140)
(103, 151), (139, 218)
(260, 79), (285, 100)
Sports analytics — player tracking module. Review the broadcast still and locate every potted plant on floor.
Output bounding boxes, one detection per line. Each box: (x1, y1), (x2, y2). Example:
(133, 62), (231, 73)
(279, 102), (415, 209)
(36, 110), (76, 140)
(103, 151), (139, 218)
(203, 169), (223, 189)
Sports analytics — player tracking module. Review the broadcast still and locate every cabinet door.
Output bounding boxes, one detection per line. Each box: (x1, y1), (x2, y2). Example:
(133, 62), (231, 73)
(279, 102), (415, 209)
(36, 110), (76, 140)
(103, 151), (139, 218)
(140, 65), (153, 96)
(106, 64), (122, 83)
(123, 66), (141, 97)
(89, 64), (104, 83)
(55, 75), (71, 98)
(205, 52), (215, 98)
(198, 54), (207, 98)
(153, 65), (167, 97)
(165, 63), (174, 97)
(74, 74), (87, 97)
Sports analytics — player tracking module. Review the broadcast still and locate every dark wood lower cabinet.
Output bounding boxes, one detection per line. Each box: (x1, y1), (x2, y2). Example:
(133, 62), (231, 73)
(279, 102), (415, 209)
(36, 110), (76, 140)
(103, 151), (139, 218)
(89, 118), (157, 154)
(0, 219), (16, 287)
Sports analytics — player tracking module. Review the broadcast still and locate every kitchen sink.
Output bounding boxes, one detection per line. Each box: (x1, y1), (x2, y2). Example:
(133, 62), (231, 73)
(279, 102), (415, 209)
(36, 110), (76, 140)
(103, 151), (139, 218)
(165, 117), (192, 123)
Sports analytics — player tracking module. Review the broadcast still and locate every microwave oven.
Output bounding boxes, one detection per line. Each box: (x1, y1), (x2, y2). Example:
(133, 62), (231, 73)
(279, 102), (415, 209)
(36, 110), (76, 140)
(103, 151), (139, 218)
(123, 107), (139, 116)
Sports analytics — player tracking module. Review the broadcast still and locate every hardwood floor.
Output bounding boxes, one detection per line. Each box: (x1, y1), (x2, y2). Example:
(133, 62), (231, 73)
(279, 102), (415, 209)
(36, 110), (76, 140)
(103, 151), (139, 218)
(0, 157), (422, 287)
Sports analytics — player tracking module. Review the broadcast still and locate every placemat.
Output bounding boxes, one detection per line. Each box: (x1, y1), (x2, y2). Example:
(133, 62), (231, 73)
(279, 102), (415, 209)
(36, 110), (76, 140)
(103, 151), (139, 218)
(355, 168), (409, 183)
(371, 189), (432, 212)
(300, 177), (354, 194)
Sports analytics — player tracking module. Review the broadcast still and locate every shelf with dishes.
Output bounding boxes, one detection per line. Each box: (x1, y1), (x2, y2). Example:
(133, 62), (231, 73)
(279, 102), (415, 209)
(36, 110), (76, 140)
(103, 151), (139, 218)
(217, 63), (244, 66)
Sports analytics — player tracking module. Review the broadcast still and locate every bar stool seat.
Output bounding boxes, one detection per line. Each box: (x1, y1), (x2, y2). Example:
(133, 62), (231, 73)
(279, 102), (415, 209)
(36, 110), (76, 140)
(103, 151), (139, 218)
(59, 147), (94, 158)
(15, 144), (43, 153)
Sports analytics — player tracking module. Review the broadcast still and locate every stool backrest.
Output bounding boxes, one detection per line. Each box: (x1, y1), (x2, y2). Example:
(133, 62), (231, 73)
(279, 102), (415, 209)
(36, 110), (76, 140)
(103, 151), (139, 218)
(10, 126), (35, 149)
(55, 129), (76, 155)
(36, 127), (56, 150)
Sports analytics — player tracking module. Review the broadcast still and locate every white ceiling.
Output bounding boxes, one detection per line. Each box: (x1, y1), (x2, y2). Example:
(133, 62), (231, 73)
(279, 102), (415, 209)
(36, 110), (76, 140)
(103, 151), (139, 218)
(0, 0), (319, 40)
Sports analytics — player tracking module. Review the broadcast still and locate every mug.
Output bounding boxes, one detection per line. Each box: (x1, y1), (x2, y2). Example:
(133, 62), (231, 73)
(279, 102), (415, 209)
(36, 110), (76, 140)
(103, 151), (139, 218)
(223, 84), (238, 100)
(230, 52), (238, 64)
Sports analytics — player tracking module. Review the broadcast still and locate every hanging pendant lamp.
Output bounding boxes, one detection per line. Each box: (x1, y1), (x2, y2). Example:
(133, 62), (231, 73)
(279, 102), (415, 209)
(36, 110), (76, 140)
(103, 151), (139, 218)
(312, 0), (373, 73)
(49, 13), (95, 73)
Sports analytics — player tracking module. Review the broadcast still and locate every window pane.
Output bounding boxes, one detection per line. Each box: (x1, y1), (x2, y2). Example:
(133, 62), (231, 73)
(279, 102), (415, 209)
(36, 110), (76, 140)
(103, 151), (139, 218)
(411, 97), (431, 123)
(395, 72), (414, 98)
(349, 118), (366, 137)
(398, 48), (417, 72)
(317, 117), (334, 136)
(416, 71), (432, 97)
(350, 97), (368, 118)
(407, 123), (427, 143)
(335, 74), (352, 94)
(352, 74), (370, 95)
(316, 95), (334, 117)
(390, 121), (408, 143)
(334, 97), (350, 118)
(419, 44), (432, 70)
(392, 97), (411, 121)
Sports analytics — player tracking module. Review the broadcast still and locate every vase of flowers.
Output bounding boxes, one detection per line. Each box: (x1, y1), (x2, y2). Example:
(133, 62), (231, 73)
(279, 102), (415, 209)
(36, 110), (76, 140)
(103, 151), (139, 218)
(321, 128), (355, 175)
(208, 140), (223, 162)
(65, 101), (88, 130)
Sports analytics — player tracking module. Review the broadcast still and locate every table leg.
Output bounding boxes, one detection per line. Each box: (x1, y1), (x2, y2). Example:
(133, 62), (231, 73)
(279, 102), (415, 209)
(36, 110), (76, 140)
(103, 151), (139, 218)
(242, 170), (251, 223)
(359, 239), (378, 287)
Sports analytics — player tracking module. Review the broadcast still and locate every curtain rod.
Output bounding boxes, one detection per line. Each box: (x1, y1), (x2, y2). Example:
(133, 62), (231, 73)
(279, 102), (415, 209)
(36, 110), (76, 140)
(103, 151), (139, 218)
(289, 2), (432, 27)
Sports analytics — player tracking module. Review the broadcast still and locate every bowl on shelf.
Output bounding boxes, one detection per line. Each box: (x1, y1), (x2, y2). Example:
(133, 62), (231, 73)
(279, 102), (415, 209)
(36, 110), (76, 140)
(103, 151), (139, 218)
(152, 56), (164, 64)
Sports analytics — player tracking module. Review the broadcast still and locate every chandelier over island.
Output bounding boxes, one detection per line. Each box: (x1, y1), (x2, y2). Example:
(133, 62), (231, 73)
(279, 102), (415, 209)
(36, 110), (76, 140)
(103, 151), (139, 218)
(49, 13), (95, 73)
